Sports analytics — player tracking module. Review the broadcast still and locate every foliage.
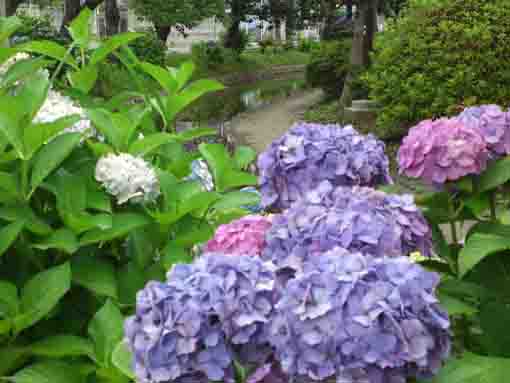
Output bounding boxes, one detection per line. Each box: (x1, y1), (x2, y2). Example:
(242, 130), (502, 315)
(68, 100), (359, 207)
(10, 12), (67, 46)
(131, 0), (224, 41)
(306, 39), (351, 99)
(0, 10), (258, 383)
(127, 28), (167, 66)
(297, 37), (320, 53)
(364, 0), (510, 139)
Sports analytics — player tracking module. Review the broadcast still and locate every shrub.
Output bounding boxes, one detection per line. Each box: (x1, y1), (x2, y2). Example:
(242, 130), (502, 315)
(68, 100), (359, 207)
(306, 40), (351, 98)
(298, 37), (320, 53)
(10, 12), (67, 46)
(191, 41), (227, 71)
(128, 28), (167, 66)
(259, 38), (274, 54)
(364, 0), (510, 139)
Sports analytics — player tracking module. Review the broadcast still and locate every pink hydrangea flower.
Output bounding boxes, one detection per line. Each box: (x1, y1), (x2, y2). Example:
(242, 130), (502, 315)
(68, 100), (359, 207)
(398, 118), (489, 184)
(204, 215), (273, 256)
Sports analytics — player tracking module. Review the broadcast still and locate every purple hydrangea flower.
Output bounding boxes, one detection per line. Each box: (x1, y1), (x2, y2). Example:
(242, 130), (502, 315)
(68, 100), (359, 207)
(269, 249), (451, 382)
(258, 123), (392, 211)
(262, 181), (432, 274)
(457, 104), (510, 157)
(124, 254), (277, 382)
(398, 118), (488, 184)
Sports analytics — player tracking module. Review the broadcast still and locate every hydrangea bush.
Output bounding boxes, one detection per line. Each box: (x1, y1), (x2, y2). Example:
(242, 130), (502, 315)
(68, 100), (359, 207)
(263, 181), (432, 273)
(258, 123), (392, 210)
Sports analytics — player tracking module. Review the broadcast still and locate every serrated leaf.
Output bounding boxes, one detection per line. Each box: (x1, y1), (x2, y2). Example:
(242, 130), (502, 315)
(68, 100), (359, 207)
(138, 62), (178, 94)
(212, 191), (260, 211)
(233, 146), (256, 170)
(112, 341), (135, 379)
(33, 228), (79, 254)
(86, 109), (121, 150)
(30, 335), (94, 359)
(0, 221), (25, 257)
(161, 242), (193, 270)
(1, 57), (53, 88)
(0, 93), (25, 158)
(128, 132), (177, 156)
(80, 213), (152, 245)
(0, 280), (19, 318)
(0, 16), (22, 43)
(0, 205), (52, 236)
(68, 65), (98, 94)
(30, 133), (82, 196)
(18, 40), (79, 69)
(437, 292), (477, 317)
(479, 157), (510, 192)
(90, 32), (144, 65)
(176, 61), (195, 90)
(458, 233), (510, 277)
(11, 360), (86, 383)
(480, 301), (510, 357)
(14, 263), (71, 332)
(424, 353), (510, 383)
(88, 300), (124, 367)
(71, 255), (118, 299)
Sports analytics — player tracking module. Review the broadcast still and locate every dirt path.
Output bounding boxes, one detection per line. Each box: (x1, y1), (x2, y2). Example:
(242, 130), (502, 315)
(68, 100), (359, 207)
(230, 89), (324, 153)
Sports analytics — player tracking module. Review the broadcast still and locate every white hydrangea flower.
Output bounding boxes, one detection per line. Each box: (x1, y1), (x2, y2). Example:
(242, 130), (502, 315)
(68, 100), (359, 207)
(95, 153), (160, 204)
(186, 159), (215, 191)
(34, 90), (97, 139)
(0, 53), (31, 76)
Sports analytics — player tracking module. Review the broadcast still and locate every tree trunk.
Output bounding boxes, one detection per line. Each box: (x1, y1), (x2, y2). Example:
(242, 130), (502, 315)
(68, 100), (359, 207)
(104, 0), (120, 36)
(274, 19), (282, 41)
(5, 0), (22, 16)
(346, 0), (353, 20)
(154, 25), (171, 43)
(285, 0), (296, 45)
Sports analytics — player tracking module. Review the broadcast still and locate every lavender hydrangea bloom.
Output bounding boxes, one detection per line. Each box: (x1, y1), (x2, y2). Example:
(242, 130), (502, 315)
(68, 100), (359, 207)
(457, 104), (510, 157)
(258, 123), (392, 210)
(398, 118), (488, 184)
(269, 249), (451, 382)
(263, 181), (432, 273)
(125, 254), (277, 383)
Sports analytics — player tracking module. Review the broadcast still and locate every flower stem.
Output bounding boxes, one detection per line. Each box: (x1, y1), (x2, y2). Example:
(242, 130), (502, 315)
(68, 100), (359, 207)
(450, 221), (458, 245)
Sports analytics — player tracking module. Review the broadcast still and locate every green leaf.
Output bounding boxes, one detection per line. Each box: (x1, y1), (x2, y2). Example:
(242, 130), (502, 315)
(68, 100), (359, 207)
(425, 353), (510, 383)
(480, 301), (510, 357)
(23, 115), (82, 160)
(479, 157), (510, 192)
(14, 263), (71, 332)
(67, 8), (92, 46)
(68, 65), (98, 94)
(80, 213), (152, 245)
(173, 217), (214, 247)
(30, 133), (82, 196)
(112, 342), (135, 379)
(437, 292), (477, 317)
(175, 127), (217, 142)
(138, 62), (178, 94)
(33, 228), (79, 254)
(0, 346), (27, 376)
(90, 32), (144, 65)
(18, 40), (79, 69)
(11, 360), (86, 383)
(165, 79), (224, 122)
(0, 171), (19, 200)
(71, 255), (118, 299)
(1, 57), (53, 88)
(212, 191), (260, 211)
(176, 61), (196, 91)
(0, 280), (19, 318)
(198, 142), (228, 187)
(0, 205), (52, 236)
(87, 141), (114, 157)
(161, 242), (193, 270)
(128, 132), (177, 156)
(221, 170), (258, 191)
(88, 300), (124, 367)
(0, 16), (22, 43)
(30, 335), (94, 359)
(86, 109), (121, 150)
(0, 93), (25, 158)
(16, 70), (50, 122)
(0, 221), (25, 257)
(116, 262), (147, 305)
(458, 233), (510, 277)
(233, 146), (257, 170)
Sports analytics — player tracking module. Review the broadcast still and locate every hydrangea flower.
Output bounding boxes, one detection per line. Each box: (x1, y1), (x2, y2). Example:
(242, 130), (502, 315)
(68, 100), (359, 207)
(263, 181), (432, 273)
(204, 215), (272, 257)
(95, 153), (160, 204)
(258, 123), (392, 210)
(269, 249), (451, 382)
(34, 90), (95, 140)
(398, 118), (488, 184)
(186, 159), (215, 191)
(457, 104), (510, 157)
(125, 254), (278, 383)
